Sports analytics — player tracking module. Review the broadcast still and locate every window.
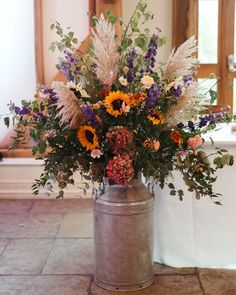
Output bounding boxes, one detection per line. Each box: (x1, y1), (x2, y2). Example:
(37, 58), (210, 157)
(0, 0), (36, 142)
(173, 0), (236, 113)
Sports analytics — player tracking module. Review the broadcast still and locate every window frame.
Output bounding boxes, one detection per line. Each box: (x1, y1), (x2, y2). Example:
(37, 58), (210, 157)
(173, 0), (235, 110)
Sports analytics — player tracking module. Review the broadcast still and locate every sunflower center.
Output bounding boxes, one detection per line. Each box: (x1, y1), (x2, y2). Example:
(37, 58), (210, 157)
(70, 88), (81, 99)
(153, 113), (161, 120)
(85, 130), (94, 143)
(112, 99), (124, 111)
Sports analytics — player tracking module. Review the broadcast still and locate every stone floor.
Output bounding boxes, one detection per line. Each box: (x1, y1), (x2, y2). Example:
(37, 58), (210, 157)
(0, 199), (235, 295)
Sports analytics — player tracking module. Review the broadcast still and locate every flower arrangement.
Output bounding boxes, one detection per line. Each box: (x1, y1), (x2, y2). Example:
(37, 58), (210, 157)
(5, 1), (233, 202)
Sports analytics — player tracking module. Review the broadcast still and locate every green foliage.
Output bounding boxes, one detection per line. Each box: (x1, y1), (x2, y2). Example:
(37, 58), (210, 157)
(49, 21), (78, 52)
(4, 117), (10, 128)
(209, 89), (217, 105)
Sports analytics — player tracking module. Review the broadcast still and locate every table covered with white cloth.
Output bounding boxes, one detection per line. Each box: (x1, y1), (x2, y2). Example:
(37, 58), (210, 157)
(154, 123), (236, 268)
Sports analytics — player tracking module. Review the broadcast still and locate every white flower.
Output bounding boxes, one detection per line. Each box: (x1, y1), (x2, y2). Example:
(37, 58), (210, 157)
(119, 76), (128, 86)
(91, 149), (103, 159)
(66, 81), (89, 98)
(141, 75), (154, 89)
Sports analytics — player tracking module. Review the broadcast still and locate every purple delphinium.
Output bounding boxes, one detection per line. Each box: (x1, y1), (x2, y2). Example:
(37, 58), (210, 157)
(14, 106), (21, 114)
(58, 50), (80, 81)
(144, 33), (159, 73)
(198, 117), (208, 128)
(34, 112), (46, 124)
(126, 49), (138, 83)
(8, 102), (24, 115)
(8, 101), (31, 116)
(43, 87), (58, 104)
(146, 84), (161, 107)
(81, 105), (97, 126)
(168, 84), (182, 97)
(188, 121), (195, 132)
(183, 76), (194, 86)
(19, 107), (31, 116)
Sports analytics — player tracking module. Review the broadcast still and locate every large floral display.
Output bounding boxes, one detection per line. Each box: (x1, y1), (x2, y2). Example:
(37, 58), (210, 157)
(5, 1), (233, 202)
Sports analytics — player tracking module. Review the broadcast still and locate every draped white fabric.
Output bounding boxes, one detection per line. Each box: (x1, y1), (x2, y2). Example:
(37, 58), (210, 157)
(154, 124), (236, 268)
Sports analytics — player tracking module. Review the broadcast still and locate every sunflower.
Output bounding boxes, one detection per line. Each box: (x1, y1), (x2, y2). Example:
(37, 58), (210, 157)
(104, 91), (130, 117)
(148, 111), (164, 125)
(77, 125), (99, 151)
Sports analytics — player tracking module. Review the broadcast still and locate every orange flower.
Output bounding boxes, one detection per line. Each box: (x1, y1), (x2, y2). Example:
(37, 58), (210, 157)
(170, 131), (183, 146)
(143, 139), (160, 151)
(128, 93), (146, 106)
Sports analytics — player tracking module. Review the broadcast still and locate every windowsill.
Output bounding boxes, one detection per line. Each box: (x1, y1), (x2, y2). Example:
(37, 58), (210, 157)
(0, 157), (44, 166)
(203, 123), (236, 145)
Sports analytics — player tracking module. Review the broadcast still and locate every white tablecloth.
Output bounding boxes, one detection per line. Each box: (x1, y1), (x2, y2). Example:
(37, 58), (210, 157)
(154, 124), (236, 268)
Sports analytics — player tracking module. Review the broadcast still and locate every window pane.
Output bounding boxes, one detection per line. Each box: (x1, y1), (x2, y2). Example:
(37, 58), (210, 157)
(198, 78), (218, 104)
(0, 0), (36, 141)
(198, 0), (219, 64)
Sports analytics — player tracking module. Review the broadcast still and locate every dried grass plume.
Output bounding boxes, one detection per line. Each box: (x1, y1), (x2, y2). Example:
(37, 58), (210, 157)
(52, 81), (83, 128)
(167, 82), (204, 126)
(91, 14), (120, 86)
(165, 36), (198, 80)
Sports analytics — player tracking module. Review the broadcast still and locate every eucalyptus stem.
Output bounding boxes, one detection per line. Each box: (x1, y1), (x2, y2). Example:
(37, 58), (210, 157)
(120, 0), (144, 48)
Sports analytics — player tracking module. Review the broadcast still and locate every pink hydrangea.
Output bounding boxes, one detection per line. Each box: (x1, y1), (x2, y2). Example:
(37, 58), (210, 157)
(188, 135), (203, 149)
(106, 154), (135, 185)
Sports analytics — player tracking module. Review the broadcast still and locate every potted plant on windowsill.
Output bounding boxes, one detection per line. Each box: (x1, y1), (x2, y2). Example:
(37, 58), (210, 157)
(3, 0), (234, 291)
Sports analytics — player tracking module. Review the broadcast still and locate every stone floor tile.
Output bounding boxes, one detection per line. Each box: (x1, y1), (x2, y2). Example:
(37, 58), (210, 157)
(57, 212), (94, 238)
(0, 239), (54, 274)
(0, 239), (10, 255)
(154, 262), (196, 275)
(42, 238), (94, 275)
(90, 275), (203, 295)
(0, 213), (64, 238)
(0, 214), (26, 238)
(0, 199), (33, 213)
(0, 275), (90, 295)
(30, 199), (94, 213)
(199, 268), (236, 295)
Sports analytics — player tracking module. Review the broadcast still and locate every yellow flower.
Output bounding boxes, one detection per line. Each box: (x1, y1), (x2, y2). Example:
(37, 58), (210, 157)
(140, 86), (146, 92)
(123, 66), (129, 73)
(209, 73), (216, 79)
(148, 111), (164, 125)
(141, 75), (154, 89)
(77, 125), (99, 151)
(104, 91), (130, 117)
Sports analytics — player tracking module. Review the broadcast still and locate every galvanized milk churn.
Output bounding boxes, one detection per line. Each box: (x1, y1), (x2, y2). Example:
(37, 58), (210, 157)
(94, 178), (154, 291)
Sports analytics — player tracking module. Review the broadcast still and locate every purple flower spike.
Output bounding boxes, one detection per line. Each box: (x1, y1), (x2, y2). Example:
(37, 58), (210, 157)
(146, 84), (161, 107)
(20, 107), (31, 116)
(144, 33), (159, 73)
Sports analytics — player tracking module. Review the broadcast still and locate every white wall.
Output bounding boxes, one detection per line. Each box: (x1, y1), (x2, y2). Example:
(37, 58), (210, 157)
(122, 0), (172, 62)
(0, 0), (36, 141)
(42, 0), (89, 84)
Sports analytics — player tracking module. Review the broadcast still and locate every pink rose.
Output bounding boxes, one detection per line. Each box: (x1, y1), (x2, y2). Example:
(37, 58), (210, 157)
(188, 135), (203, 149)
